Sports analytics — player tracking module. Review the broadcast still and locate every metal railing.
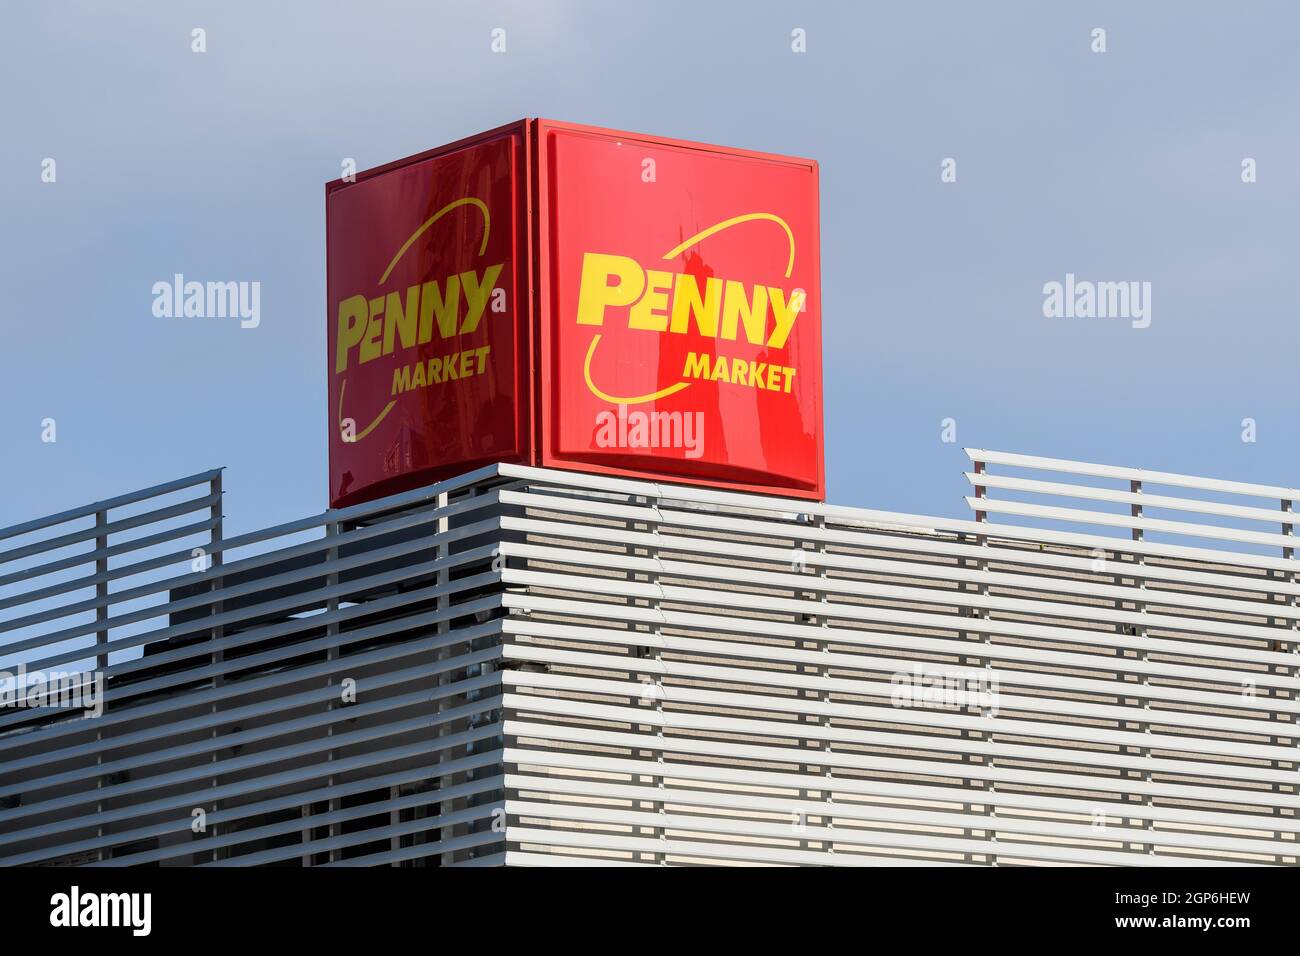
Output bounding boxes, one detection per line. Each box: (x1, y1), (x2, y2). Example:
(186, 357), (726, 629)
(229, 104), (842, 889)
(966, 447), (1300, 556)
(0, 464), (516, 865)
(0, 469), (223, 674)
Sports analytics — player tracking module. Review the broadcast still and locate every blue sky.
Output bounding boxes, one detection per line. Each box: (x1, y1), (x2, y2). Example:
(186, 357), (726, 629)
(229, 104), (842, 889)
(2, 0), (1297, 538)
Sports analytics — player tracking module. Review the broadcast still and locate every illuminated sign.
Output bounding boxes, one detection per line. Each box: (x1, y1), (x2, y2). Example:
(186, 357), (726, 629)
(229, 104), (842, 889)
(537, 119), (822, 498)
(326, 124), (529, 507)
(326, 120), (823, 507)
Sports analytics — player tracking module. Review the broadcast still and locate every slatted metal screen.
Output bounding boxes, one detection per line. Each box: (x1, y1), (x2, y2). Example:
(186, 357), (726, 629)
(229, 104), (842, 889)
(1, 453), (1297, 866)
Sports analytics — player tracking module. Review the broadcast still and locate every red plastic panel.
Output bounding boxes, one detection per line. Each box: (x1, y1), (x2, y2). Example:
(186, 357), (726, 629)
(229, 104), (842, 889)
(535, 120), (824, 499)
(325, 123), (530, 507)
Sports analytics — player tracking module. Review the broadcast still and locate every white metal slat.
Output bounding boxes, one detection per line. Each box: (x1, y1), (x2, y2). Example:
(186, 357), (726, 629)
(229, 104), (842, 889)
(504, 478), (1300, 574)
(502, 715), (1299, 811)
(503, 512), (1300, 614)
(964, 472), (1298, 525)
(503, 748), (1300, 835)
(502, 683), (1295, 788)
(501, 637), (1300, 726)
(502, 604), (1299, 695)
(504, 779), (1290, 859)
(504, 821), (1247, 867)
(968, 497), (1299, 550)
(501, 674), (1296, 764)
(965, 448), (1300, 500)
(503, 539), (1300, 643)
(502, 568), (1300, 671)
(502, 618), (1300, 719)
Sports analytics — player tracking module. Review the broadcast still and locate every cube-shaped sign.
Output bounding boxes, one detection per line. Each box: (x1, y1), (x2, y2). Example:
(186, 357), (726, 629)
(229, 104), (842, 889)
(327, 119), (823, 508)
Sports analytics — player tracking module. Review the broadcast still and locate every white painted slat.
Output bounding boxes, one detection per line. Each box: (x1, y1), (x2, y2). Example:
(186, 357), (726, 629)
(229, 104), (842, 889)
(502, 677), (1296, 763)
(503, 540), (1300, 642)
(969, 497), (1299, 550)
(502, 668), (1295, 787)
(504, 592), (1297, 688)
(504, 513), (1300, 611)
(505, 749), (1300, 835)
(506, 778), (1289, 858)
(502, 570), (1300, 670)
(504, 616), (1300, 699)
(965, 471), (1299, 525)
(502, 637), (1300, 722)
(506, 822), (1247, 868)
(505, 718), (1298, 810)
(502, 485), (1300, 579)
(507, 826), (962, 866)
(965, 448), (1300, 501)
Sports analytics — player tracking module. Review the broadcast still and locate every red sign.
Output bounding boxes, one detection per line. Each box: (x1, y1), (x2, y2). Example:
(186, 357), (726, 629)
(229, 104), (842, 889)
(326, 123), (530, 507)
(326, 120), (823, 508)
(536, 120), (822, 498)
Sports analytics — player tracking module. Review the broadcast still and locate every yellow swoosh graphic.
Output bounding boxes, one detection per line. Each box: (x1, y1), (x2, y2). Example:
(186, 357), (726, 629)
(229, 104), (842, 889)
(583, 334), (692, 405)
(379, 197), (491, 284)
(338, 378), (396, 442)
(661, 212), (795, 279)
(584, 211), (795, 405)
(339, 196), (491, 442)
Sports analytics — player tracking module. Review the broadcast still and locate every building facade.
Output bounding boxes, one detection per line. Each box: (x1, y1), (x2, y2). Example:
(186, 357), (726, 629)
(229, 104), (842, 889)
(1, 450), (1297, 866)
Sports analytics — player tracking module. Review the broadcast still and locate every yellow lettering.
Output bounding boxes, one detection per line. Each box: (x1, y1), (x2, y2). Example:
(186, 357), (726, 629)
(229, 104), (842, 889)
(670, 273), (721, 337)
(730, 357), (750, 387)
(678, 350), (795, 393)
(683, 352), (712, 380)
(389, 348), (490, 396)
(360, 297), (384, 365)
(383, 286), (419, 356)
(575, 253), (645, 326)
(629, 269), (672, 331)
(767, 287), (799, 349)
(721, 280), (769, 345)
(335, 295), (368, 372)
(418, 275), (461, 343)
(459, 263), (503, 334)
